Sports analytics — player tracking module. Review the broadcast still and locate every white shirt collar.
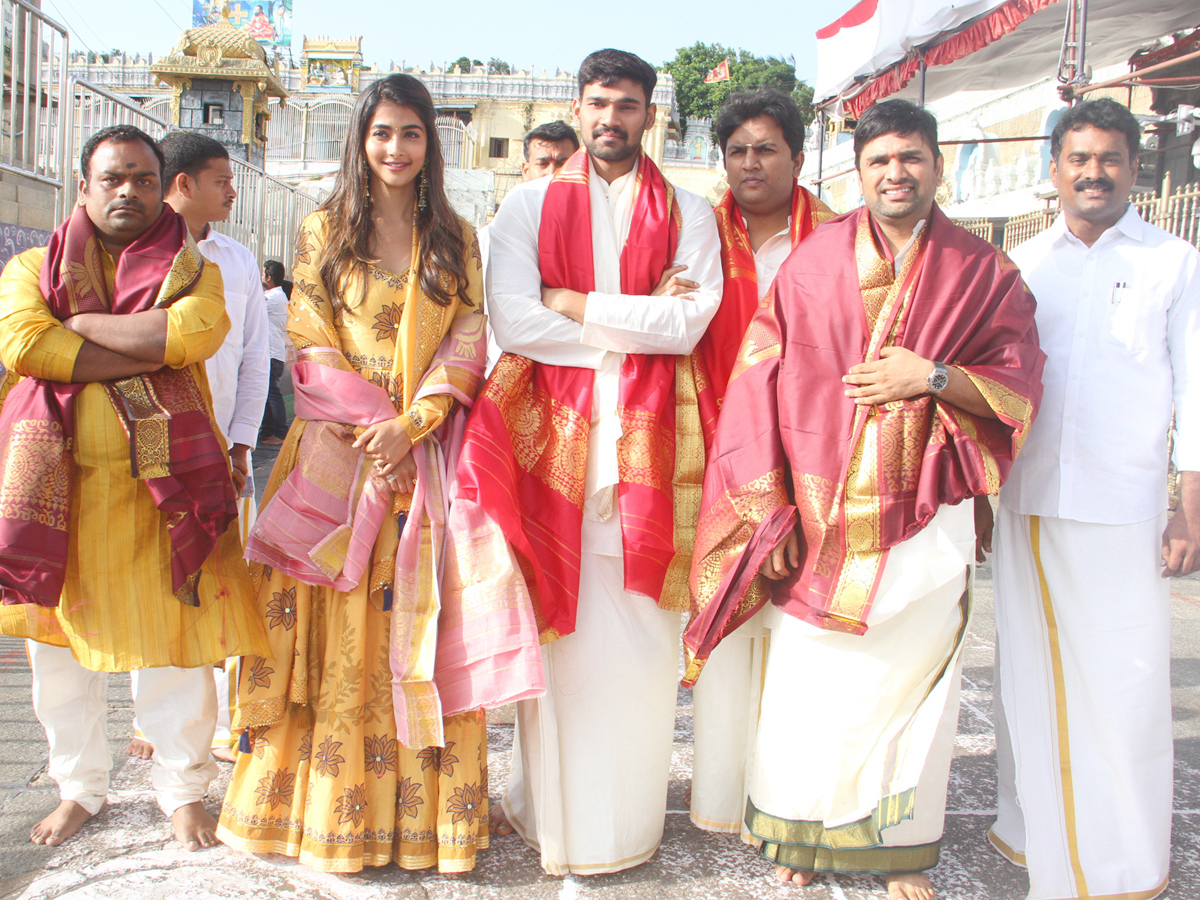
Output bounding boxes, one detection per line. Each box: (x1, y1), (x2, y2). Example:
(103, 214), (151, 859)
(1052, 202), (1143, 248)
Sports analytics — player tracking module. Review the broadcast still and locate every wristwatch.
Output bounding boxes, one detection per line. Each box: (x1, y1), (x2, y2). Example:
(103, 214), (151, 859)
(926, 361), (949, 395)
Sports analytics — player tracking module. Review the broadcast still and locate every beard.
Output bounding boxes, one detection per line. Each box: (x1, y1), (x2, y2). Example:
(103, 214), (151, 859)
(585, 126), (639, 163)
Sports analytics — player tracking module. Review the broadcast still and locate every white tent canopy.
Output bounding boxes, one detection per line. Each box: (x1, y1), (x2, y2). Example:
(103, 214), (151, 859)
(815, 0), (1200, 116)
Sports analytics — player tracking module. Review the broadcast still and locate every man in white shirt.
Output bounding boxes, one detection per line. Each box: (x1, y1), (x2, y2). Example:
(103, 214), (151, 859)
(145, 131), (269, 762)
(258, 259), (289, 445)
(483, 121), (582, 375)
(992, 98), (1200, 900)
(160, 132), (269, 498)
(479, 48), (722, 874)
(688, 87), (834, 836)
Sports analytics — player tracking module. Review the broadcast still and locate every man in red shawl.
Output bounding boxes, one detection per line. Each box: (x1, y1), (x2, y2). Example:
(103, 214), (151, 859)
(690, 87), (836, 837)
(0, 126), (265, 851)
(456, 49), (722, 874)
(684, 100), (1043, 899)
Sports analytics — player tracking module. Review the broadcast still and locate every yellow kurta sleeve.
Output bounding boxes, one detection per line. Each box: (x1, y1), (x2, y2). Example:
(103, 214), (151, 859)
(398, 224), (484, 443)
(0, 246), (85, 383)
(163, 260), (229, 368)
(286, 213), (341, 351)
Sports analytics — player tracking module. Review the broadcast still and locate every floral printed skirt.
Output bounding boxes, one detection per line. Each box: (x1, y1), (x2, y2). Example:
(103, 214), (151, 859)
(216, 565), (489, 873)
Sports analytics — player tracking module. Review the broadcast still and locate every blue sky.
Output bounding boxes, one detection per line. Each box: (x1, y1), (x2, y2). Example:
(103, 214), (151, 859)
(47, 0), (843, 85)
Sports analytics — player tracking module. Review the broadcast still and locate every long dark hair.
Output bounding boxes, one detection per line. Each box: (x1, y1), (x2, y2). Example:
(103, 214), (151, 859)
(316, 73), (470, 309)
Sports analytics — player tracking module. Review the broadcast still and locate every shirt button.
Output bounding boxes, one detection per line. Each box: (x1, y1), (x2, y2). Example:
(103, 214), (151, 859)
(1071, 375), (1079, 381)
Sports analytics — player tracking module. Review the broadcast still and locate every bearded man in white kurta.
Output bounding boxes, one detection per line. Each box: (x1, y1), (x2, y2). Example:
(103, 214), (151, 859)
(471, 49), (721, 874)
(993, 98), (1200, 900)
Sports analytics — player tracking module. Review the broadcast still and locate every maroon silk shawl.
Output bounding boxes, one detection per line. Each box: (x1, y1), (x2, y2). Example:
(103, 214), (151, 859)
(0, 205), (236, 607)
(683, 205), (1044, 683)
(453, 149), (712, 641)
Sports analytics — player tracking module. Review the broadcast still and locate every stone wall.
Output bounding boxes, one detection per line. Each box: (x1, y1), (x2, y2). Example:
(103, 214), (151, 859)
(0, 171), (57, 266)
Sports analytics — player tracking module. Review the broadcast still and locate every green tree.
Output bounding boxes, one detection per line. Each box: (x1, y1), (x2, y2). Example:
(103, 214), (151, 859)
(663, 43), (814, 129)
(487, 58), (512, 75)
(452, 56), (483, 72)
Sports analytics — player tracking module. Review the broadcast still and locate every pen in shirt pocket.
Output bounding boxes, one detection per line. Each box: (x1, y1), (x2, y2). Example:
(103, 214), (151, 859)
(1111, 281), (1128, 302)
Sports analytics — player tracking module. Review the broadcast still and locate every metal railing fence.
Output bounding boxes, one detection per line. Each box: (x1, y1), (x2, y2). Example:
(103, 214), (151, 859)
(60, 77), (169, 221)
(1000, 209), (1056, 252)
(1, 0), (68, 189)
(216, 155), (319, 267)
(266, 97), (353, 163)
(0, 62), (319, 269)
(993, 182), (1200, 253)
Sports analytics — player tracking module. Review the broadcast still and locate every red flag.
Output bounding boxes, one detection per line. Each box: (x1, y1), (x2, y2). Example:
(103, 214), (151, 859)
(704, 58), (730, 83)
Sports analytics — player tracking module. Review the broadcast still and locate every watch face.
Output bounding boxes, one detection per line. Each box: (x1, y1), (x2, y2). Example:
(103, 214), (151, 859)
(928, 366), (949, 393)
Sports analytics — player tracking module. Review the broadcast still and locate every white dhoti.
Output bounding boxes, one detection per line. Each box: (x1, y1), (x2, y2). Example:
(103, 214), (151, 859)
(689, 609), (768, 833)
(503, 552), (681, 875)
(29, 642), (219, 815)
(746, 502), (974, 874)
(991, 508), (1172, 900)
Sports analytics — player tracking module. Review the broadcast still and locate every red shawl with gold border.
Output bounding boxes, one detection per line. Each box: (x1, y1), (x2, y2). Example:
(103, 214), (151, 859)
(0, 205), (236, 608)
(698, 185), (835, 403)
(684, 205), (1043, 684)
(453, 149), (716, 641)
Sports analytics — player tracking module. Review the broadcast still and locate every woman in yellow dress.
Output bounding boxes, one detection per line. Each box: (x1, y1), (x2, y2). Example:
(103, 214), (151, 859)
(216, 73), (490, 873)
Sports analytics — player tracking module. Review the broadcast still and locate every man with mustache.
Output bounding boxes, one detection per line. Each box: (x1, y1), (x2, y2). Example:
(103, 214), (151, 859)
(0, 125), (266, 850)
(991, 97), (1200, 900)
(685, 99), (1043, 899)
(120, 131), (270, 765)
(457, 48), (721, 874)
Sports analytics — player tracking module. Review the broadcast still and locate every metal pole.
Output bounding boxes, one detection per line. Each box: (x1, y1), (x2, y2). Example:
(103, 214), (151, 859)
(1077, 0), (1089, 86)
(816, 109), (826, 200)
(55, 31), (68, 223)
(918, 56), (927, 107)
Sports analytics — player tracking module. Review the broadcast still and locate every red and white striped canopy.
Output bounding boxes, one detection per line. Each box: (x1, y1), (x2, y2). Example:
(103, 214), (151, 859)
(816, 0), (1200, 117)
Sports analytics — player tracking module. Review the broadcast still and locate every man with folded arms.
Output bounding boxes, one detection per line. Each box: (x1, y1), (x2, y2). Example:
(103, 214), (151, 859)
(455, 48), (722, 874)
(0, 125), (266, 850)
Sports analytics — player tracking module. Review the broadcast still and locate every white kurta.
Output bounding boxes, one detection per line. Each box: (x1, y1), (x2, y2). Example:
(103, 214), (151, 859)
(487, 164), (722, 874)
(993, 207), (1200, 900)
(689, 219), (795, 834)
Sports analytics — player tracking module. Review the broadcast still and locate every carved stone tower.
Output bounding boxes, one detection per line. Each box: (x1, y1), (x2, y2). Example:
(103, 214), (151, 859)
(151, 7), (288, 167)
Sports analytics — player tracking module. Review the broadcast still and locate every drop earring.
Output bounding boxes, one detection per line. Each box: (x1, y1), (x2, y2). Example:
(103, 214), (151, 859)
(363, 161), (371, 201)
(417, 163), (428, 212)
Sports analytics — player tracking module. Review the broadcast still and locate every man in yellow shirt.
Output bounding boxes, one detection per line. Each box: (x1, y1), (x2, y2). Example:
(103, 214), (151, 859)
(0, 126), (266, 851)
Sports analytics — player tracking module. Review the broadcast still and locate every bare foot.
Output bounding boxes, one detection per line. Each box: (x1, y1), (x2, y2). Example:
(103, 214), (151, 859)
(30, 799), (94, 846)
(489, 804), (514, 836)
(211, 745), (237, 763)
(171, 801), (219, 851)
(774, 866), (815, 885)
(126, 736), (154, 759)
(887, 872), (935, 900)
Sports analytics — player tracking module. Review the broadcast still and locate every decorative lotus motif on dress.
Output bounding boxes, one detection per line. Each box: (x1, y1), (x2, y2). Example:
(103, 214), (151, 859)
(335, 783), (368, 826)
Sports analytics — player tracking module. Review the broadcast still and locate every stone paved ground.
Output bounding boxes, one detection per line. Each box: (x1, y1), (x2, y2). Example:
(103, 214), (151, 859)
(3, 481), (1198, 900)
